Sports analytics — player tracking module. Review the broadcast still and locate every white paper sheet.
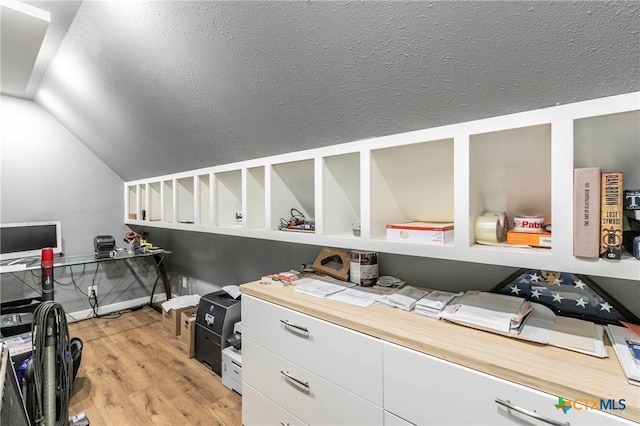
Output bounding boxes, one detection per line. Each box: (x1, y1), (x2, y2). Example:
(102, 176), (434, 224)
(327, 288), (377, 307)
(294, 279), (352, 298)
(160, 294), (201, 311)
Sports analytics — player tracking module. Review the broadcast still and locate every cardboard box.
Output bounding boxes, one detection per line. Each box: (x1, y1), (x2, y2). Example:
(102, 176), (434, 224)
(386, 222), (454, 245)
(161, 305), (197, 336)
(179, 310), (197, 358)
(507, 230), (552, 248)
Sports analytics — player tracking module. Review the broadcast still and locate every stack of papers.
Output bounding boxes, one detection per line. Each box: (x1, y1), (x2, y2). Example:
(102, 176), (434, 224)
(605, 324), (640, 386)
(294, 278), (354, 298)
(414, 291), (461, 318)
(438, 292), (528, 333)
(327, 285), (399, 307)
(438, 291), (555, 344)
(382, 286), (431, 311)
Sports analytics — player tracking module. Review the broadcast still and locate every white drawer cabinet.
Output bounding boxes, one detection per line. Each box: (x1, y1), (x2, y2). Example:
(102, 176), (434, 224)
(242, 294), (383, 406)
(384, 342), (634, 426)
(243, 340), (383, 425)
(242, 383), (307, 426)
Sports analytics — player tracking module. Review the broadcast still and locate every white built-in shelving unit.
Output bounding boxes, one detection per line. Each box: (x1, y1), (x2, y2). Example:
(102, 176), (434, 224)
(125, 92), (640, 280)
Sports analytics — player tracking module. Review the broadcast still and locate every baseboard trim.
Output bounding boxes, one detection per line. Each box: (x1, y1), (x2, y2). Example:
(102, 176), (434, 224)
(66, 293), (169, 323)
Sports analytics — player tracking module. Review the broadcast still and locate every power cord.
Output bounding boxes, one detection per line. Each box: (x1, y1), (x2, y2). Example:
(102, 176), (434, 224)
(278, 208), (308, 230)
(85, 263), (101, 318)
(88, 288), (99, 318)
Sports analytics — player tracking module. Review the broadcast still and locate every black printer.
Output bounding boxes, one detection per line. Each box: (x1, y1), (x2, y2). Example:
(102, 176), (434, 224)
(194, 290), (241, 376)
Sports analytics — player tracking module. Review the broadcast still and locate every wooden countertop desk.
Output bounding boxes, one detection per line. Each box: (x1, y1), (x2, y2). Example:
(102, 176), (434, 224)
(240, 281), (640, 423)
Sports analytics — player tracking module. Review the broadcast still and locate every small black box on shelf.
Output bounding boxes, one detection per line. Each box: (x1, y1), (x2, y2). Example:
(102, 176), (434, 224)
(624, 189), (640, 210)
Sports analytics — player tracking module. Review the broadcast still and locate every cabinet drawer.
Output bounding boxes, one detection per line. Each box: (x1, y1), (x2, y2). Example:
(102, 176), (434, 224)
(244, 340), (383, 425)
(242, 383), (307, 426)
(242, 294), (383, 406)
(384, 342), (632, 425)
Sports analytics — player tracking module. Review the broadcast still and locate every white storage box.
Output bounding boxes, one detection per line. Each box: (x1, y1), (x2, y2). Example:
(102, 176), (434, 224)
(386, 222), (454, 244)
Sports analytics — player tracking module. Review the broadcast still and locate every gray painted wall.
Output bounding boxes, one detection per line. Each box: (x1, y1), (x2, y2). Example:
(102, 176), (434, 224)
(0, 96), (157, 317)
(135, 226), (640, 319)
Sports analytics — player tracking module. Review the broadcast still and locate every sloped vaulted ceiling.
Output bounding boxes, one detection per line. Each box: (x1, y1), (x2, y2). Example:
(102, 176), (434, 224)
(34, 1), (639, 181)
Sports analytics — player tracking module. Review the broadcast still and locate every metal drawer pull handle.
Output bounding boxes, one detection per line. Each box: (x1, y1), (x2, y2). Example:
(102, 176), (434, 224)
(281, 370), (310, 393)
(495, 398), (569, 426)
(280, 422), (289, 426)
(280, 319), (309, 334)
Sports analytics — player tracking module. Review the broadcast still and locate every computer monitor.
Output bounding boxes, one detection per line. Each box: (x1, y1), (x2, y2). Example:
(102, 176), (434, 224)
(0, 221), (62, 262)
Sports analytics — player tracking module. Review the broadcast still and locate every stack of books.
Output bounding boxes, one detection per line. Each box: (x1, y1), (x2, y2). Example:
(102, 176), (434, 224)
(574, 168), (627, 260)
(414, 290), (461, 318)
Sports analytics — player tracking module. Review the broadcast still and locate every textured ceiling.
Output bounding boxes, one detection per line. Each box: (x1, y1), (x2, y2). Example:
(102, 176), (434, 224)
(34, 1), (640, 181)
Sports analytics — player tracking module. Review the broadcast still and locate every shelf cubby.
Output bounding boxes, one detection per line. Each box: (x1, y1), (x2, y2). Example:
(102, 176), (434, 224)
(127, 185), (138, 220)
(139, 184), (147, 221)
(370, 139), (454, 240)
(215, 170), (242, 227)
(176, 177), (195, 224)
(574, 110), (640, 194)
(148, 182), (162, 222)
(323, 152), (360, 238)
(197, 174), (211, 226)
(163, 180), (175, 223)
(570, 109), (640, 276)
(270, 159), (315, 232)
(246, 166), (266, 230)
(469, 124), (552, 246)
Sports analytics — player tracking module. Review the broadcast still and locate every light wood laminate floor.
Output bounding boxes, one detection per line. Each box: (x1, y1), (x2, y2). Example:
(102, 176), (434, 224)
(68, 306), (242, 425)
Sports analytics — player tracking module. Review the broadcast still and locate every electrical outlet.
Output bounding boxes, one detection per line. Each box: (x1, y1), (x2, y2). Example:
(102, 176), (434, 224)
(88, 285), (98, 299)
(181, 277), (188, 288)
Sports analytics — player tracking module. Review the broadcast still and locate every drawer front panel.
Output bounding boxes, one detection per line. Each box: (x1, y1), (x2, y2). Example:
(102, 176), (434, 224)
(383, 342), (632, 426)
(242, 294), (383, 405)
(243, 339), (383, 425)
(242, 383), (307, 426)
(222, 357), (242, 383)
